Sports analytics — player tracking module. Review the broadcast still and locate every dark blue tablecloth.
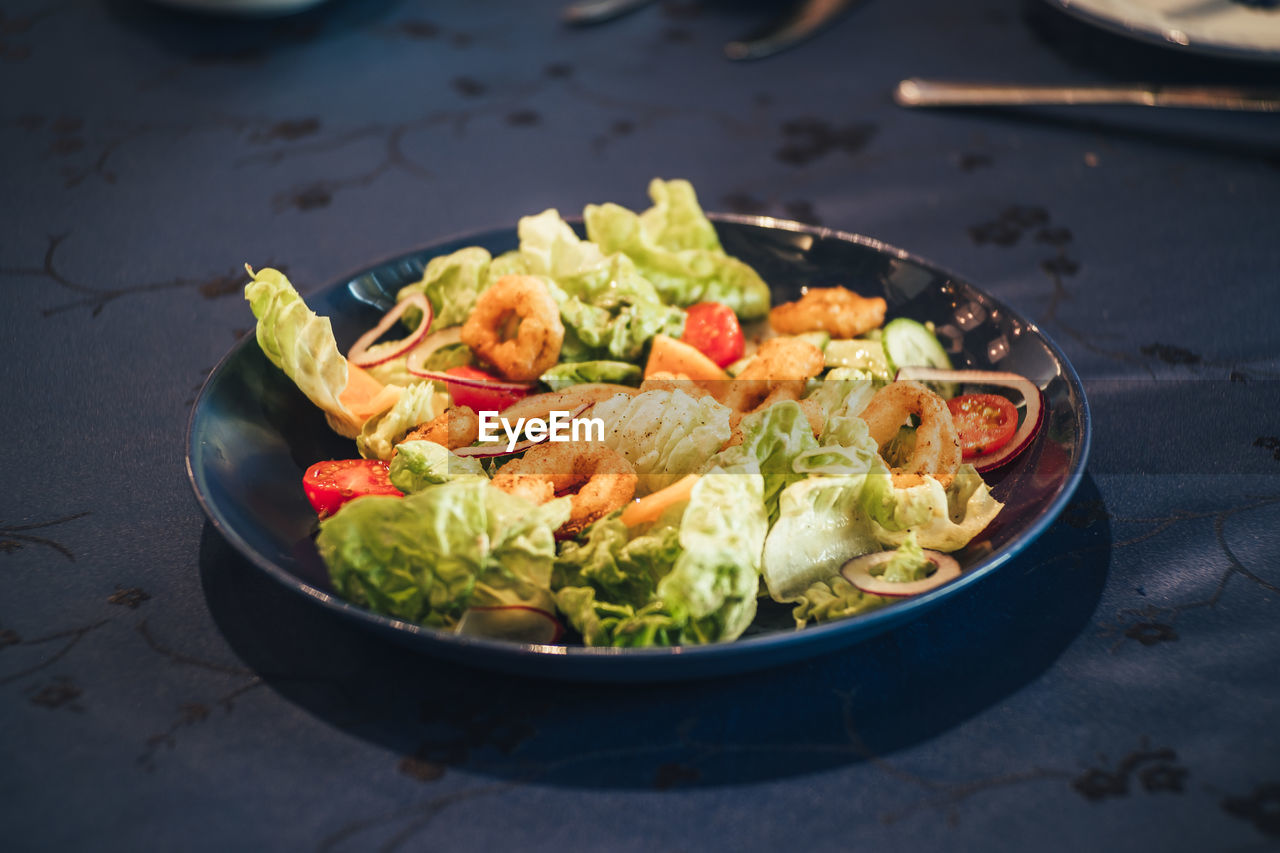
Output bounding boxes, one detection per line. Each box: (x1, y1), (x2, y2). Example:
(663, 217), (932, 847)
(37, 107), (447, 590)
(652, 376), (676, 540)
(3, 1), (1279, 850)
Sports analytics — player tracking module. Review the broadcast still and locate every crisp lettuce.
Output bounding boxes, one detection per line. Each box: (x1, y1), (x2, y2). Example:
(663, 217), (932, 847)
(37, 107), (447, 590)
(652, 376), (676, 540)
(554, 513), (681, 612)
(318, 479), (569, 629)
(862, 462), (1003, 552)
(792, 575), (888, 628)
(539, 360), (642, 391)
(584, 178), (771, 319)
(709, 399), (818, 523)
(388, 440), (487, 493)
(877, 531), (934, 583)
(553, 470), (768, 646)
(395, 246), (493, 330)
(356, 381), (446, 461)
(761, 475), (879, 602)
(550, 253), (685, 363)
(653, 471), (768, 643)
(245, 266), (394, 438)
(517, 208), (606, 280)
(593, 389), (733, 494)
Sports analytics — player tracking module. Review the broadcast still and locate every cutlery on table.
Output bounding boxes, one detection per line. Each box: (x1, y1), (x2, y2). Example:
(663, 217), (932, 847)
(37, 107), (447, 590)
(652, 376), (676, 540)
(894, 78), (1280, 112)
(724, 0), (858, 61)
(561, 0), (656, 26)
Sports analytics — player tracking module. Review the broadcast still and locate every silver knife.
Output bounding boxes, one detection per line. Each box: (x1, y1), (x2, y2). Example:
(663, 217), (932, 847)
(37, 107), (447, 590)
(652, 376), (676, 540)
(894, 78), (1280, 113)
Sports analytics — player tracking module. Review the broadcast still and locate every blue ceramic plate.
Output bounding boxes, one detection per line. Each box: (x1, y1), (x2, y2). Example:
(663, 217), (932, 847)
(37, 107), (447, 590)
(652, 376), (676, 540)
(187, 215), (1090, 682)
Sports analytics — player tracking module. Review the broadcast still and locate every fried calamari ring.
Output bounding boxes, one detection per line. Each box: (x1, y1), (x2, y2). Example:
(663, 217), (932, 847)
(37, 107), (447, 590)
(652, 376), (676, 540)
(769, 286), (887, 339)
(491, 443), (637, 538)
(401, 406), (479, 450)
(460, 275), (565, 382)
(858, 380), (961, 488)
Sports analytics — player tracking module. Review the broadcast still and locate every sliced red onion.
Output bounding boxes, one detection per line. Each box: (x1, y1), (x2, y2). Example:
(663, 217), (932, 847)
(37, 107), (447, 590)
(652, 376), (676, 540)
(450, 402), (591, 458)
(842, 550), (961, 597)
(455, 605), (564, 644)
(895, 366), (1045, 473)
(399, 325), (463, 373)
(348, 293), (433, 368)
(405, 362), (535, 395)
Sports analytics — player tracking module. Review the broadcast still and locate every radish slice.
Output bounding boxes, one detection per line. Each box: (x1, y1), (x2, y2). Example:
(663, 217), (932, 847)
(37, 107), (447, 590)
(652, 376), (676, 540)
(455, 605), (564, 644)
(895, 366), (1045, 473)
(348, 293), (433, 368)
(450, 402), (591, 458)
(841, 550), (961, 597)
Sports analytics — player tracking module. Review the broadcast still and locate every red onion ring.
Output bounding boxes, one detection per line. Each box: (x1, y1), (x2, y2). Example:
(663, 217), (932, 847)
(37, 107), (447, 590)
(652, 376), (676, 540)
(895, 367), (1044, 473)
(406, 362), (535, 394)
(348, 293), (433, 368)
(842, 550), (961, 597)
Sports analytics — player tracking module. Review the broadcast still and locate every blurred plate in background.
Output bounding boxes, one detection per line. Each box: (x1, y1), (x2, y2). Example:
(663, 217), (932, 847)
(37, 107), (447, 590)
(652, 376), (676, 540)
(1047, 0), (1280, 61)
(148, 0), (328, 15)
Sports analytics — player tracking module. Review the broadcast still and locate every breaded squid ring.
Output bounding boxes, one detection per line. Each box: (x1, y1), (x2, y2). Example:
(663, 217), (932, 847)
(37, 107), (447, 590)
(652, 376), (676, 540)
(491, 443), (637, 538)
(858, 380), (961, 488)
(460, 275), (565, 382)
(769, 286), (887, 339)
(401, 406), (479, 450)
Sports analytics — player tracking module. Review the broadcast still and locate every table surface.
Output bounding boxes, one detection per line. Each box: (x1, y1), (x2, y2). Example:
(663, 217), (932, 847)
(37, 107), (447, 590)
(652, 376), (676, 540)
(3, 1), (1279, 850)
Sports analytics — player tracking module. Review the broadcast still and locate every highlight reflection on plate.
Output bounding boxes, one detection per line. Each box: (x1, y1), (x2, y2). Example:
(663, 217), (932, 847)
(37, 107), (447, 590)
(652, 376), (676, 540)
(187, 215), (1091, 682)
(1047, 0), (1280, 62)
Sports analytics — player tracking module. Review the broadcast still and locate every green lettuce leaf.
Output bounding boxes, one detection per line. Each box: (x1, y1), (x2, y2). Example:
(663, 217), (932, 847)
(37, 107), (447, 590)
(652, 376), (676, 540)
(583, 178), (771, 319)
(388, 440), (487, 493)
(652, 470), (768, 644)
(245, 266), (379, 438)
(709, 399), (818, 523)
(594, 389), (733, 494)
(539, 360), (642, 391)
(549, 253), (685, 363)
(517, 208), (606, 279)
(761, 475), (879, 602)
(877, 530), (934, 583)
(553, 512), (682, 610)
(556, 470), (768, 646)
(317, 479), (569, 629)
(861, 463), (1004, 552)
(356, 381), (445, 461)
(792, 575), (888, 628)
(395, 246), (493, 330)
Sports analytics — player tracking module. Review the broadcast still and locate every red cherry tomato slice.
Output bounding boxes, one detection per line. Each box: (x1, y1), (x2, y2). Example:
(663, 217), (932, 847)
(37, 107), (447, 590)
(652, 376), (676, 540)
(444, 366), (529, 413)
(681, 302), (745, 368)
(947, 393), (1019, 459)
(302, 459), (402, 518)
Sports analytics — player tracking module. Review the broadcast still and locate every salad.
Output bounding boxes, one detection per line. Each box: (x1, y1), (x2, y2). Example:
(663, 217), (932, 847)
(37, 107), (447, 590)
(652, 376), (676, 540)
(243, 179), (1042, 647)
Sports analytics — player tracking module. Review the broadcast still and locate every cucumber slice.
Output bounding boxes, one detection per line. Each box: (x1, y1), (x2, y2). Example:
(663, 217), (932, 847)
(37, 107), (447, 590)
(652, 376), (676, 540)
(789, 331), (831, 352)
(882, 318), (957, 398)
(824, 338), (892, 379)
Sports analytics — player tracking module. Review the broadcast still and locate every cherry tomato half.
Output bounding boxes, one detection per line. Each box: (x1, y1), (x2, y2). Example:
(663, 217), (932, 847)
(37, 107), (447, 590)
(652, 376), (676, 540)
(681, 302), (745, 368)
(444, 365), (529, 413)
(302, 459), (402, 518)
(947, 393), (1019, 459)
